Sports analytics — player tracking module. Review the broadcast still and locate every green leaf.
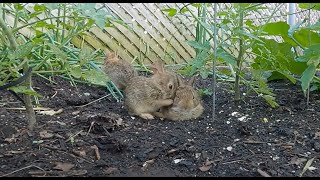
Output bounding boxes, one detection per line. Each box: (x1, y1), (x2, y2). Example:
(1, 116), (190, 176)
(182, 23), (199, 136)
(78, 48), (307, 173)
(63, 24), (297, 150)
(7, 42), (33, 60)
(9, 86), (42, 97)
(180, 7), (188, 13)
(262, 95), (279, 108)
(34, 21), (48, 28)
(298, 3), (320, 11)
(34, 4), (48, 12)
(69, 66), (82, 79)
(191, 3), (202, 8)
(14, 3), (24, 11)
(288, 19), (307, 37)
(187, 40), (210, 50)
(47, 44), (68, 61)
(260, 21), (290, 37)
(216, 48), (237, 66)
(301, 64), (317, 95)
(83, 70), (109, 86)
(162, 8), (177, 17)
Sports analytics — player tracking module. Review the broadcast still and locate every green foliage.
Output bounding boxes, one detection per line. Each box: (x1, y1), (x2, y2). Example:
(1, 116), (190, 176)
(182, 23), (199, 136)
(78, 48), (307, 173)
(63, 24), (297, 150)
(0, 3), (127, 101)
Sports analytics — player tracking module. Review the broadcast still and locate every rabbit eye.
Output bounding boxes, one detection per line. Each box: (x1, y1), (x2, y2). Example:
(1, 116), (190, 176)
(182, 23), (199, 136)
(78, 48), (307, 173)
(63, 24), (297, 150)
(168, 84), (173, 89)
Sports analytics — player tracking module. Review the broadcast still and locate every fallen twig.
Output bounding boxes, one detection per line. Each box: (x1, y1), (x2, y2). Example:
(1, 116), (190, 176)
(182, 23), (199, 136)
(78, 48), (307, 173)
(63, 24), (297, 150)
(75, 94), (111, 108)
(86, 121), (95, 136)
(3, 107), (52, 111)
(65, 130), (83, 143)
(221, 159), (244, 164)
(257, 168), (272, 177)
(243, 141), (267, 144)
(0, 165), (45, 177)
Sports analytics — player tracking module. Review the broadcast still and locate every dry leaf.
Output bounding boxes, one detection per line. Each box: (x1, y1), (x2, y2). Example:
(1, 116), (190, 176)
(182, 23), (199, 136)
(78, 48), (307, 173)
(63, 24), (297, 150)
(199, 165), (212, 172)
(141, 159), (155, 171)
(167, 148), (178, 154)
(72, 111), (80, 115)
(73, 150), (86, 157)
(4, 137), (17, 143)
(104, 167), (119, 175)
(308, 166), (317, 171)
(205, 160), (215, 166)
(289, 156), (307, 166)
(38, 108), (63, 116)
(300, 157), (315, 177)
(39, 130), (54, 139)
(53, 162), (75, 171)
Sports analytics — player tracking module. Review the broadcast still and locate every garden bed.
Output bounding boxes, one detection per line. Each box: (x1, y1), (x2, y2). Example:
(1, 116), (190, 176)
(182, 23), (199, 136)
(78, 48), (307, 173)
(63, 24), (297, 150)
(0, 76), (319, 177)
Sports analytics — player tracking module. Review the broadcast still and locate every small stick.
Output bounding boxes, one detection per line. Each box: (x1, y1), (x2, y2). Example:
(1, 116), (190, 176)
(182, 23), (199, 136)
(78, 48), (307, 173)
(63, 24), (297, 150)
(75, 94), (111, 108)
(86, 121), (95, 136)
(257, 168), (271, 177)
(243, 141), (267, 144)
(0, 165), (45, 177)
(3, 107), (52, 110)
(221, 159), (244, 164)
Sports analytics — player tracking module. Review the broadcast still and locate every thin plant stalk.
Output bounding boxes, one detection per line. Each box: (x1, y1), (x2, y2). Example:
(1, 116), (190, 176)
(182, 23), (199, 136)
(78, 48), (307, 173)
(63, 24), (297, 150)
(0, 5), (36, 130)
(234, 4), (244, 102)
(212, 3), (217, 120)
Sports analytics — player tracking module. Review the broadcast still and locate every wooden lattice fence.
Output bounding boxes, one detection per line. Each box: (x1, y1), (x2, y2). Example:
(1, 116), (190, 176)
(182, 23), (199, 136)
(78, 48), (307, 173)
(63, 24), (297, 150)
(4, 3), (320, 65)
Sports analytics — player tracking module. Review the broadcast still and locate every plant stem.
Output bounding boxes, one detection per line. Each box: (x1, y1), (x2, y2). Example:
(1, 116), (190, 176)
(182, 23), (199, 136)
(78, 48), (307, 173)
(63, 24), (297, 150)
(0, 5), (36, 131)
(212, 3), (217, 121)
(234, 5), (244, 102)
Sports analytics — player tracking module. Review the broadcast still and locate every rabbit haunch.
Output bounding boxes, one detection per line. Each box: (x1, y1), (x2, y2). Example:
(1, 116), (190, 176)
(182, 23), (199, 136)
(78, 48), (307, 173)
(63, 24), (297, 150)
(124, 60), (179, 120)
(152, 76), (204, 121)
(103, 52), (137, 90)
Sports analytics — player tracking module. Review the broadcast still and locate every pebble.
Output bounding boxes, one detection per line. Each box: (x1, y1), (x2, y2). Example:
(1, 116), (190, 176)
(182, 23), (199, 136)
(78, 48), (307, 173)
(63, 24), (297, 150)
(314, 141), (320, 152)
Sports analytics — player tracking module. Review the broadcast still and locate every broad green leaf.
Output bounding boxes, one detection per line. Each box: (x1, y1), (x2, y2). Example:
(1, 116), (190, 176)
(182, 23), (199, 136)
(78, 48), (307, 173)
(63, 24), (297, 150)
(83, 70), (109, 86)
(260, 21), (289, 37)
(187, 40), (210, 50)
(298, 3), (320, 11)
(301, 64), (317, 94)
(199, 68), (210, 79)
(309, 21), (320, 30)
(293, 29), (320, 47)
(191, 3), (202, 8)
(236, 30), (264, 43)
(162, 8), (177, 17)
(34, 21), (48, 28)
(288, 19), (307, 37)
(216, 47), (237, 66)
(69, 66), (82, 79)
(29, 11), (43, 19)
(34, 4), (48, 12)
(7, 42), (33, 60)
(180, 7), (188, 13)
(14, 3), (24, 11)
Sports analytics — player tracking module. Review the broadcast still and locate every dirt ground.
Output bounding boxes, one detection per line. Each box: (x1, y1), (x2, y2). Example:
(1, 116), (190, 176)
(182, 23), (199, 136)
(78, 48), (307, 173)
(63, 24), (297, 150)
(0, 75), (320, 177)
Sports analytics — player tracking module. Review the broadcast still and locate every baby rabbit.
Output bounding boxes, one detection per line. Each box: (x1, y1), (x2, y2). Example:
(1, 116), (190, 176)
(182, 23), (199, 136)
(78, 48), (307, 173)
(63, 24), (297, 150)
(124, 60), (179, 120)
(153, 75), (204, 121)
(103, 52), (137, 90)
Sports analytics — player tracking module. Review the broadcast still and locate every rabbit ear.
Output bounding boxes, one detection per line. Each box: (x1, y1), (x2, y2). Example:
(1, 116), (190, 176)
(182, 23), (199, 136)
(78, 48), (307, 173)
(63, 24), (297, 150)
(150, 59), (165, 74)
(177, 74), (186, 86)
(188, 75), (196, 86)
(108, 52), (118, 59)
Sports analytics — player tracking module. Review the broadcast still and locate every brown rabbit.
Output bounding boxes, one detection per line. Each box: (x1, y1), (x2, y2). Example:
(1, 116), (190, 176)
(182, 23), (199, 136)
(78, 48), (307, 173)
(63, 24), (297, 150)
(124, 60), (179, 120)
(103, 51), (137, 90)
(153, 75), (204, 121)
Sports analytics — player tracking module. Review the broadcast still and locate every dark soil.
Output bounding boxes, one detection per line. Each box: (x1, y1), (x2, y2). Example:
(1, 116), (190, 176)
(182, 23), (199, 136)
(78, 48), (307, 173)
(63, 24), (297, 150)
(0, 75), (320, 177)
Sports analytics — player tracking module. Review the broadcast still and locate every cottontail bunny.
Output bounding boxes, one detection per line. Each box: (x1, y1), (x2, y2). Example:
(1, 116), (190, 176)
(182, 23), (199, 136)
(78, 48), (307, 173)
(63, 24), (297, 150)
(124, 60), (179, 120)
(153, 75), (204, 121)
(103, 52), (137, 90)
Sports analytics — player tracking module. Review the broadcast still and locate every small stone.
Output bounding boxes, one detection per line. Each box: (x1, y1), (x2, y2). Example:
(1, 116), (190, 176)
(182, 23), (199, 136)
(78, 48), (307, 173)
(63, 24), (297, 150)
(313, 141), (320, 152)
(226, 146), (233, 151)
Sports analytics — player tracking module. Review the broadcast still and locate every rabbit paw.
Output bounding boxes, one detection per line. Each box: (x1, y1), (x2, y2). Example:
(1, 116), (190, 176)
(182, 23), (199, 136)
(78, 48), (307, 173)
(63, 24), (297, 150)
(139, 113), (154, 120)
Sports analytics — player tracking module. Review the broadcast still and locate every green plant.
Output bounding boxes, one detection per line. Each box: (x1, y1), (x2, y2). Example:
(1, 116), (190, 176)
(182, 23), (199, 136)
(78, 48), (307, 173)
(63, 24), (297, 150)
(163, 3), (283, 107)
(0, 3), (127, 130)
